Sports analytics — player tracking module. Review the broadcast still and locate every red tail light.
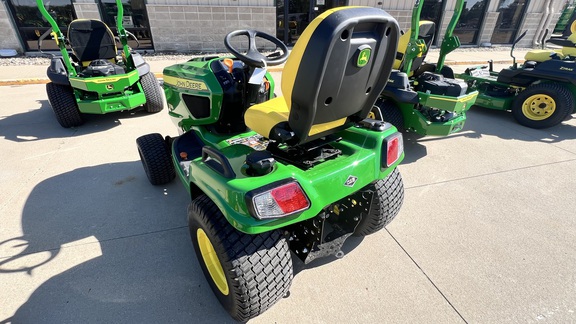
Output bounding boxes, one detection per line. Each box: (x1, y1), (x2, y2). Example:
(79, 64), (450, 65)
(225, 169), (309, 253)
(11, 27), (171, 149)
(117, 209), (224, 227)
(271, 183), (309, 213)
(246, 180), (310, 219)
(383, 133), (403, 167)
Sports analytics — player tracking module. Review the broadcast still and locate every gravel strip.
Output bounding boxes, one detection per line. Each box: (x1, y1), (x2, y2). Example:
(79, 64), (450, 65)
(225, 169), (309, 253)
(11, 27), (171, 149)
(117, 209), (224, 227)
(0, 46), (535, 67)
(0, 52), (228, 66)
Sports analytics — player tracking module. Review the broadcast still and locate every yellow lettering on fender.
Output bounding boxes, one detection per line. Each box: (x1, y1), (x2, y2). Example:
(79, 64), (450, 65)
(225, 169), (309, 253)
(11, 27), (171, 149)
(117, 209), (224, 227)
(164, 75), (208, 91)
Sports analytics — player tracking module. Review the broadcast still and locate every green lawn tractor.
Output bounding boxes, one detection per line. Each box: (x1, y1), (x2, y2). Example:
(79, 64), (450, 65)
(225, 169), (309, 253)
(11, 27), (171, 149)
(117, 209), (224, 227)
(372, 0), (478, 136)
(38, 0), (163, 128)
(136, 7), (404, 321)
(457, 31), (576, 129)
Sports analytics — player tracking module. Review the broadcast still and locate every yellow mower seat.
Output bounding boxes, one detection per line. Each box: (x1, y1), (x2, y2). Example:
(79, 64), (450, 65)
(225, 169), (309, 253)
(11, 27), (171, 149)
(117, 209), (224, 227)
(524, 49), (564, 62)
(526, 33), (576, 62)
(245, 7), (400, 145)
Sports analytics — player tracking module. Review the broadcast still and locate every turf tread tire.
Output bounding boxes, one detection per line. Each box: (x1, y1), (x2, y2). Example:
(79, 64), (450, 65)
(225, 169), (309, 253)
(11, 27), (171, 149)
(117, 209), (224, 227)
(188, 195), (293, 322)
(140, 72), (164, 113)
(353, 168), (404, 236)
(46, 82), (83, 128)
(136, 133), (175, 185)
(511, 83), (573, 129)
(373, 97), (405, 131)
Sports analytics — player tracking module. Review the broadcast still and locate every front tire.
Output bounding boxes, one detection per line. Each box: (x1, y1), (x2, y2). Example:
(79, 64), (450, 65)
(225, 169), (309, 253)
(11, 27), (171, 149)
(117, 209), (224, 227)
(46, 82), (83, 128)
(136, 133), (175, 185)
(188, 195), (293, 322)
(353, 168), (404, 236)
(140, 72), (164, 113)
(511, 83), (573, 129)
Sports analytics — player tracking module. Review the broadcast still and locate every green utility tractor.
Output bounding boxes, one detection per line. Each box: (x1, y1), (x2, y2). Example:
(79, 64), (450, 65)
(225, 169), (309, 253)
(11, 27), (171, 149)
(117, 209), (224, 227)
(457, 31), (576, 129)
(38, 0), (163, 128)
(137, 7), (404, 321)
(373, 0), (478, 136)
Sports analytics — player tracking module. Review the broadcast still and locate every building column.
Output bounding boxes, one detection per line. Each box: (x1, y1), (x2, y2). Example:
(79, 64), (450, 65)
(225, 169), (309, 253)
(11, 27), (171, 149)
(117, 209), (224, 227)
(518, 0), (566, 48)
(478, 11), (499, 46)
(0, 1), (23, 53)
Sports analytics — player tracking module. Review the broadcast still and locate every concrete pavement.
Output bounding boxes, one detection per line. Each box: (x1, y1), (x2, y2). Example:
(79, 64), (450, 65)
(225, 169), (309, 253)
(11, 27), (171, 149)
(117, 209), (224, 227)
(1, 50), (576, 323)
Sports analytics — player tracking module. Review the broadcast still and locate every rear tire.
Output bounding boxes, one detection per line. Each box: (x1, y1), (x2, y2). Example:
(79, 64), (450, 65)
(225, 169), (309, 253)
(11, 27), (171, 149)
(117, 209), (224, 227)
(136, 133), (175, 185)
(353, 168), (404, 236)
(373, 97), (405, 131)
(46, 82), (83, 128)
(511, 83), (573, 129)
(140, 72), (164, 113)
(188, 195), (293, 322)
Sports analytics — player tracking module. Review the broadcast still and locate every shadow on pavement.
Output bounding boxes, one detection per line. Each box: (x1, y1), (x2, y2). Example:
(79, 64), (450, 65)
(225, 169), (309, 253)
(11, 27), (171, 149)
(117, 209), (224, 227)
(0, 100), (156, 142)
(400, 106), (576, 165)
(464, 107), (576, 143)
(0, 161), (236, 323)
(292, 236), (364, 275)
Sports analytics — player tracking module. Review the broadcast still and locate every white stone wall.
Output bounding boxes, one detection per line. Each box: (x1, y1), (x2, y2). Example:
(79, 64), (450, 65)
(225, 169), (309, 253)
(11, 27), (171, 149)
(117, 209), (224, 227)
(147, 4), (275, 52)
(0, 1), (23, 53)
(73, 1), (101, 20)
(0, 0), (572, 54)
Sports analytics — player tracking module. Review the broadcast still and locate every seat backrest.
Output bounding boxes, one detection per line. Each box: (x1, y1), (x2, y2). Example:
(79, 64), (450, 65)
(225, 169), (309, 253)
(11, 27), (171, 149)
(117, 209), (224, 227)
(524, 49), (564, 62)
(280, 6), (399, 145)
(393, 20), (435, 73)
(68, 19), (117, 66)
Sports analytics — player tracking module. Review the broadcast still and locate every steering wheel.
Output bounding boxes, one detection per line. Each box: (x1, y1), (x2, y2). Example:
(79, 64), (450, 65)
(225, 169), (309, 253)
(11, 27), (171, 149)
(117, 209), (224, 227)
(224, 30), (289, 68)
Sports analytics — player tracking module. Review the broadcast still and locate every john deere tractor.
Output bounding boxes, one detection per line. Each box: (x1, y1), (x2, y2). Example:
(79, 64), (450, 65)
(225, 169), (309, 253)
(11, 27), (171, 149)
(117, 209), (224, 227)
(137, 7), (405, 321)
(373, 0), (478, 136)
(457, 30), (576, 129)
(38, 0), (163, 128)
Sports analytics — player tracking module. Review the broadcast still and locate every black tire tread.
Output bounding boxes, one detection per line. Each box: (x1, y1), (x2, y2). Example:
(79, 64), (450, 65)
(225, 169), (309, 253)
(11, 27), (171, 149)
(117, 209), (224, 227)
(188, 195), (293, 322)
(374, 97), (405, 131)
(511, 82), (573, 129)
(136, 133), (175, 185)
(46, 82), (83, 128)
(140, 72), (164, 113)
(353, 168), (404, 236)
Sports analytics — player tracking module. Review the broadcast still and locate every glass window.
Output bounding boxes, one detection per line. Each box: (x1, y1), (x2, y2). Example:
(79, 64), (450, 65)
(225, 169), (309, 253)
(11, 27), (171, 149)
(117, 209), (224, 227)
(454, 0), (488, 44)
(276, 0), (347, 45)
(491, 0), (529, 44)
(6, 0), (77, 51)
(97, 0), (153, 50)
(420, 0), (445, 45)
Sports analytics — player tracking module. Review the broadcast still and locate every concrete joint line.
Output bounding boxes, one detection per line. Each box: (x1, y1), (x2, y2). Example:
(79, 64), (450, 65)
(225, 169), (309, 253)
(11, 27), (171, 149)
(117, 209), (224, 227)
(386, 229), (469, 324)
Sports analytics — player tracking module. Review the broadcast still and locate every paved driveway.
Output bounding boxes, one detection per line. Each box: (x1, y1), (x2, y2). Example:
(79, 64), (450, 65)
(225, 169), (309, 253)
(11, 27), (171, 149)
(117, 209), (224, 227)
(1, 80), (575, 323)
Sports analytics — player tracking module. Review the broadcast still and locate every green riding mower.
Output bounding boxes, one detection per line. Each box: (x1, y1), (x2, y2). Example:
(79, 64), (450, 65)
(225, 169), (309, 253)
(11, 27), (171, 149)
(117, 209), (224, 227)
(137, 7), (404, 321)
(457, 31), (576, 129)
(38, 0), (163, 128)
(372, 0), (478, 136)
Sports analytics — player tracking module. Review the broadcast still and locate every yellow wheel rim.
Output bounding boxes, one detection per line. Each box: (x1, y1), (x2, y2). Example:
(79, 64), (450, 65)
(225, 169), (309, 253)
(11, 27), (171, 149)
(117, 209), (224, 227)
(521, 94), (556, 121)
(197, 228), (229, 295)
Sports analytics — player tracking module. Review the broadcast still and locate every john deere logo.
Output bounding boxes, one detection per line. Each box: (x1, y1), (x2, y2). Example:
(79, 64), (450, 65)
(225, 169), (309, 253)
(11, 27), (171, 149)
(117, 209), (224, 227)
(344, 175), (358, 187)
(357, 46), (372, 68)
(106, 84), (114, 90)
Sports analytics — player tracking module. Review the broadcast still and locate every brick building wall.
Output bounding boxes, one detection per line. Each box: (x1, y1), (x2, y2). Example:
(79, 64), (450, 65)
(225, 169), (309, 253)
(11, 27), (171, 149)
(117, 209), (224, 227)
(73, 0), (101, 20)
(0, 1), (21, 51)
(0, 0), (572, 54)
(146, 4), (275, 52)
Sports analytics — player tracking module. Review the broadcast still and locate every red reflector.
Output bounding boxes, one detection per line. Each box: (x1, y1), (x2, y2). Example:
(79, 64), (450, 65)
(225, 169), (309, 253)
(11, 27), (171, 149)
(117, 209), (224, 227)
(387, 137), (399, 166)
(271, 183), (309, 213)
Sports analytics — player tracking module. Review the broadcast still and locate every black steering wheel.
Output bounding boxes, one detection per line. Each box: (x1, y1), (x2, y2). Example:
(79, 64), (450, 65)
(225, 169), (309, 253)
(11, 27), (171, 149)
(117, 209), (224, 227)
(224, 30), (289, 68)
